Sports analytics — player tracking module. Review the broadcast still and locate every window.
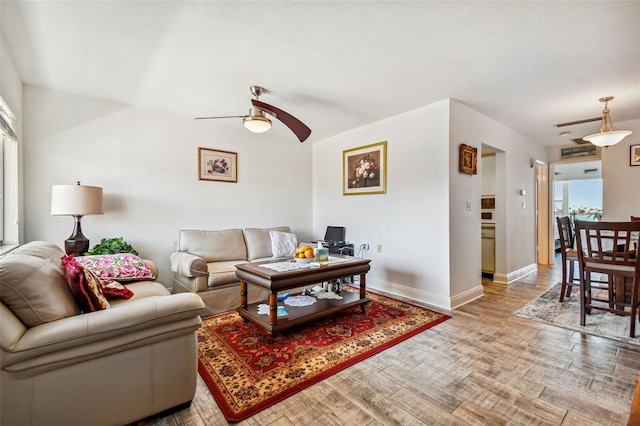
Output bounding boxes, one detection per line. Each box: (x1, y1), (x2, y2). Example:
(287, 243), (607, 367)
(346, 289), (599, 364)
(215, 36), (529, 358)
(0, 95), (17, 245)
(0, 136), (4, 242)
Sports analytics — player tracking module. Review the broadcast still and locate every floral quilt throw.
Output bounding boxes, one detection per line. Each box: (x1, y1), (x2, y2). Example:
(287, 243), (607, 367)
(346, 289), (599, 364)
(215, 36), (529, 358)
(75, 253), (155, 282)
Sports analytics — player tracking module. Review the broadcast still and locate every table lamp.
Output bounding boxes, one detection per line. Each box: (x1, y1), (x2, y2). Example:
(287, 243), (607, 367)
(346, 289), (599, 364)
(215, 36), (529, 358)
(51, 182), (104, 256)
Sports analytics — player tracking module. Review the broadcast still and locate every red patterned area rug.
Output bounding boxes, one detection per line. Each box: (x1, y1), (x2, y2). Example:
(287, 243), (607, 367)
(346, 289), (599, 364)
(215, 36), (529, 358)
(197, 288), (450, 422)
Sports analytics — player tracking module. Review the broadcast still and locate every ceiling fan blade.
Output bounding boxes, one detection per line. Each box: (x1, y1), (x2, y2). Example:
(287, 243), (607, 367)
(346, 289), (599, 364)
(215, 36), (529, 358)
(252, 99), (311, 142)
(553, 117), (601, 128)
(194, 115), (246, 120)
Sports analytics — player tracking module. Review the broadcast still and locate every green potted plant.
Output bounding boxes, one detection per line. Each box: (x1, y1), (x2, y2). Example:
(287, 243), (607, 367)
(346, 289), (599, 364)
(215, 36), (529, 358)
(85, 237), (139, 256)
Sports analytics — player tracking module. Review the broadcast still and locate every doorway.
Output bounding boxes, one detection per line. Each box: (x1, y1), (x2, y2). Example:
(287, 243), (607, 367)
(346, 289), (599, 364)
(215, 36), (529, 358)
(480, 144), (505, 280)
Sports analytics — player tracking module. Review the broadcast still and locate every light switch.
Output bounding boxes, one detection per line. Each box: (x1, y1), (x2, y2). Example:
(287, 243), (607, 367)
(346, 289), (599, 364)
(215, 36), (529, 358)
(466, 201), (471, 211)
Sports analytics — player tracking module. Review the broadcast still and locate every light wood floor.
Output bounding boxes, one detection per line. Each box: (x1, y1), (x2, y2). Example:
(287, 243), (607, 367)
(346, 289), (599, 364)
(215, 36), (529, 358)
(146, 260), (640, 425)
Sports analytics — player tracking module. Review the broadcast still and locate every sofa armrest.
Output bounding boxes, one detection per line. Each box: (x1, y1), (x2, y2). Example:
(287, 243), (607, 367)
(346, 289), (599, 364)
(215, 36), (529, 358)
(143, 259), (159, 279)
(170, 252), (208, 278)
(2, 293), (206, 367)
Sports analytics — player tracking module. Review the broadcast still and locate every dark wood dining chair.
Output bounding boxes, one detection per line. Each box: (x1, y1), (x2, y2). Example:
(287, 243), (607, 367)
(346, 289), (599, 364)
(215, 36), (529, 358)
(574, 220), (640, 337)
(556, 216), (579, 302)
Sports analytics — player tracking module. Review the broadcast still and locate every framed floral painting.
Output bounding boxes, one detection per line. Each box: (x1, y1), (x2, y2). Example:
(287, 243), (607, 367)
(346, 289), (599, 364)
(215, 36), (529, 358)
(343, 141), (387, 195)
(198, 147), (237, 182)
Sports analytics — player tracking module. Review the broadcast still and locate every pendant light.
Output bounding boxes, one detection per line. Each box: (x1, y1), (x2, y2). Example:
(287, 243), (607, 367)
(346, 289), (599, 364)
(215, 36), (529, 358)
(583, 96), (632, 148)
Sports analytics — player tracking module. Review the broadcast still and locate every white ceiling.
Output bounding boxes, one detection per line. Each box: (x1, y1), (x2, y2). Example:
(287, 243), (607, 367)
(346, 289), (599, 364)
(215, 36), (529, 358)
(2, 1), (639, 146)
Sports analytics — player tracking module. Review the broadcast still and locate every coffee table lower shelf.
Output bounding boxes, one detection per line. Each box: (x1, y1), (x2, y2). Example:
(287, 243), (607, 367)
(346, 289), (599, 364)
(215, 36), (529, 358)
(236, 291), (370, 335)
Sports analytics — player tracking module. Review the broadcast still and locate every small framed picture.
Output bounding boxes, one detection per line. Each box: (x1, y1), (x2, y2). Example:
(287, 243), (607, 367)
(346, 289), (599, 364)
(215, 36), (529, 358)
(631, 144), (640, 167)
(343, 141), (387, 195)
(459, 144), (477, 175)
(198, 147), (237, 182)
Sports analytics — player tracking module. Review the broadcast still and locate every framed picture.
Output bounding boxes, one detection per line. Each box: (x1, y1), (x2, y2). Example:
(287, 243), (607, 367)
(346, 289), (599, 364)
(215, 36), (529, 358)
(631, 144), (640, 167)
(560, 144), (599, 160)
(459, 144), (477, 175)
(198, 147), (237, 182)
(343, 141), (387, 195)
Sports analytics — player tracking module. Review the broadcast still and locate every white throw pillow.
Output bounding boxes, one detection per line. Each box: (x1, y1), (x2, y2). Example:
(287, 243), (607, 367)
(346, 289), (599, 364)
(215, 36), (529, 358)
(270, 231), (298, 258)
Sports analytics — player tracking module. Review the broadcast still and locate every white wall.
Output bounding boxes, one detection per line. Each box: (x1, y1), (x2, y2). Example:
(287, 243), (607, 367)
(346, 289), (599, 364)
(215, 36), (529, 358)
(601, 119), (640, 220)
(313, 100), (453, 309)
(312, 98), (547, 310)
(546, 118), (640, 221)
(23, 86), (314, 283)
(450, 100), (546, 286)
(481, 154), (496, 196)
(21, 87), (550, 307)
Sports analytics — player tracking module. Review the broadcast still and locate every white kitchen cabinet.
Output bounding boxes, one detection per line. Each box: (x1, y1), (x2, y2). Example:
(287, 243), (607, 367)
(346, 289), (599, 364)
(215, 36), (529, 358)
(481, 225), (495, 273)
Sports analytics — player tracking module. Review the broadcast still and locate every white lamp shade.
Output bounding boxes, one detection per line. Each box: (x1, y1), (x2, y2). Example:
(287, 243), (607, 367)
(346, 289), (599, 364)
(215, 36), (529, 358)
(243, 116), (272, 133)
(51, 185), (104, 216)
(583, 130), (632, 147)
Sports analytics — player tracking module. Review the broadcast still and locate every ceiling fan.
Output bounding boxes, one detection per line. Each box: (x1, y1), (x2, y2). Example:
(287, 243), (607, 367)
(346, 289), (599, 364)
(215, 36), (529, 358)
(195, 86), (311, 142)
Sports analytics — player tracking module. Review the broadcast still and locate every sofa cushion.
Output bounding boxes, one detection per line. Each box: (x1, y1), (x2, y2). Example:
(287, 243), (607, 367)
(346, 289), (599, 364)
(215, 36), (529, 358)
(206, 260), (248, 287)
(61, 255), (111, 313)
(270, 231), (298, 257)
(75, 254), (156, 282)
(0, 254), (80, 327)
(179, 229), (247, 262)
(244, 226), (291, 261)
(10, 241), (66, 268)
(108, 281), (170, 307)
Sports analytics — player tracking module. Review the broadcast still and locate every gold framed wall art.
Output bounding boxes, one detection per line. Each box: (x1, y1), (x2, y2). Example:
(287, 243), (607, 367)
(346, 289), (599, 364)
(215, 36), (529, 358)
(343, 141), (387, 195)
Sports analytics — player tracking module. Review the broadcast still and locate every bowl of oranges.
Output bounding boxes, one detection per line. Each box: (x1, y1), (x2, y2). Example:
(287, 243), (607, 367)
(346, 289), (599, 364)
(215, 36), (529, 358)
(294, 245), (315, 263)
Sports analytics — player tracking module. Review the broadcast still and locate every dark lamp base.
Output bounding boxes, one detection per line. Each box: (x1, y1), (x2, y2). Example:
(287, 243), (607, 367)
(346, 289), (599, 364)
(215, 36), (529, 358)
(65, 238), (89, 256)
(65, 216), (90, 256)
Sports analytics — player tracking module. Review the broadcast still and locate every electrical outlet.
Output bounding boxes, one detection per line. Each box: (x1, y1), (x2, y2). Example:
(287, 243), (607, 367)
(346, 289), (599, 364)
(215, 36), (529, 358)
(377, 244), (382, 253)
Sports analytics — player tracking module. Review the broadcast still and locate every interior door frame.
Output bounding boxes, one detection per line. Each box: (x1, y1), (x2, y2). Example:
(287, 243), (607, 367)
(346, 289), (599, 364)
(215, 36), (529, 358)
(535, 161), (551, 265)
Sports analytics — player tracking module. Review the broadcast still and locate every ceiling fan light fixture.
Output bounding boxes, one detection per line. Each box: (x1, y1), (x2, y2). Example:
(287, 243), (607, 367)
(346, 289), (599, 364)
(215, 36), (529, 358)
(243, 107), (272, 133)
(582, 96), (632, 148)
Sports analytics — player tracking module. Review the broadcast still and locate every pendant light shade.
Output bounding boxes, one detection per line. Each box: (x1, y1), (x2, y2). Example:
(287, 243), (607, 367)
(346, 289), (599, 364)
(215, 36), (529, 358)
(582, 130), (632, 148)
(583, 96), (632, 148)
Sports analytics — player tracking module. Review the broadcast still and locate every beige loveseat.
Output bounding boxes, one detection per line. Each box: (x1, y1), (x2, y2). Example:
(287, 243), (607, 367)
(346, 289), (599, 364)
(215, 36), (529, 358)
(0, 241), (206, 426)
(170, 226), (299, 316)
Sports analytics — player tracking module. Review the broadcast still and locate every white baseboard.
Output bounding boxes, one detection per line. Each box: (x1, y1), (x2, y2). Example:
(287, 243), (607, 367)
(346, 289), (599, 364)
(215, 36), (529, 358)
(365, 277), (482, 311)
(450, 285), (485, 309)
(493, 263), (537, 284)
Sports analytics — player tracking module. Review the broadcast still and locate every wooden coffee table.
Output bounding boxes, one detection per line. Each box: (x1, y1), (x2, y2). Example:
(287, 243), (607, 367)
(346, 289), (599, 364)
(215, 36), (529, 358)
(235, 255), (371, 335)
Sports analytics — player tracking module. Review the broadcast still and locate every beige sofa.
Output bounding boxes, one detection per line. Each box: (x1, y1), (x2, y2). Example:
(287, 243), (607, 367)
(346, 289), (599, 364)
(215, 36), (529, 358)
(0, 241), (206, 426)
(170, 226), (298, 316)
